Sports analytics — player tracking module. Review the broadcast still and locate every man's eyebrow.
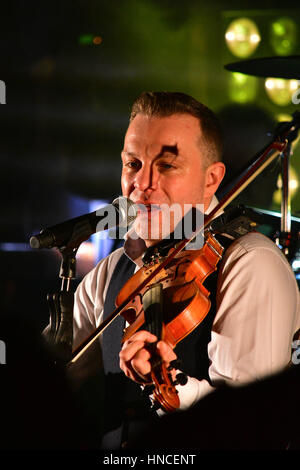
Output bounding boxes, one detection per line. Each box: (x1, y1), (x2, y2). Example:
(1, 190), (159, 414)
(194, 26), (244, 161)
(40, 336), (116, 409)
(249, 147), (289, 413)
(157, 145), (178, 158)
(121, 145), (179, 160)
(121, 151), (137, 159)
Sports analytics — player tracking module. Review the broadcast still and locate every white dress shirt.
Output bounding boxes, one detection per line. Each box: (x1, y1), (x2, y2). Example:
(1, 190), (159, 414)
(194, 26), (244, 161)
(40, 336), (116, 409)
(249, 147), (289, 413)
(72, 197), (300, 410)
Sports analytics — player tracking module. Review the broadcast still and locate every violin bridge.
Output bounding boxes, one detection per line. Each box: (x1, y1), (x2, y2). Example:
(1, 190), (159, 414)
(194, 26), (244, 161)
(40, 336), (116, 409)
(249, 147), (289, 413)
(206, 240), (223, 258)
(205, 232), (224, 259)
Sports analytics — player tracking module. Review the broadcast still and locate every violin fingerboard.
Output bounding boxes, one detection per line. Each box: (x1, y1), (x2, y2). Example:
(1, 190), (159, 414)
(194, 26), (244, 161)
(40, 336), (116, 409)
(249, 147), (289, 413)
(142, 283), (163, 340)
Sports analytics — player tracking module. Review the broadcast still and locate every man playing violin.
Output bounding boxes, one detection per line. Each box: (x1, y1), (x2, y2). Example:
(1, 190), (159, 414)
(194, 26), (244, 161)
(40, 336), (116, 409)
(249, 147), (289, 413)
(72, 91), (300, 449)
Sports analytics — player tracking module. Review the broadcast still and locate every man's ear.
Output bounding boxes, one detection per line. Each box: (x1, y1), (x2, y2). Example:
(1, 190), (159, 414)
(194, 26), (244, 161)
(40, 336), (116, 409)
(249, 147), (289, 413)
(204, 162), (226, 199)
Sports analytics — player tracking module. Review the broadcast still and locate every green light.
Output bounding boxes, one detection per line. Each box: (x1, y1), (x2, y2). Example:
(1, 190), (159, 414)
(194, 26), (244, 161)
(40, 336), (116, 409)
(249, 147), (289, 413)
(276, 113), (292, 122)
(273, 165), (299, 205)
(78, 34), (94, 45)
(229, 73), (258, 104)
(234, 72), (248, 84)
(236, 24), (247, 35)
(272, 22), (285, 36)
(265, 78), (299, 106)
(77, 34), (103, 46)
(270, 17), (297, 55)
(225, 18), (261, 58)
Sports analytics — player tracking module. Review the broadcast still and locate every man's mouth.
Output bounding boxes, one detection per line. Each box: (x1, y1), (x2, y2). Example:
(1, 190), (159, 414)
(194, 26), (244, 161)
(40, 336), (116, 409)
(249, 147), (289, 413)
(135, 202), (161, 215)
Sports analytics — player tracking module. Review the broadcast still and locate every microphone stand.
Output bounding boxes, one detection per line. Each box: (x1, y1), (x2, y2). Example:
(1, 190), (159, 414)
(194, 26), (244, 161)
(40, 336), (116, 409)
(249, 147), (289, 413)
(273, 120), (299, 261)
(47, 245), (78, 364)
(31, 197), (137, 364)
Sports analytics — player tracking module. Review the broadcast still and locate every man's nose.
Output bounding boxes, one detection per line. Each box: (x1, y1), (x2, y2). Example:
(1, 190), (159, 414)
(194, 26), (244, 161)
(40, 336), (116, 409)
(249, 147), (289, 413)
(134, 165), (157, 191)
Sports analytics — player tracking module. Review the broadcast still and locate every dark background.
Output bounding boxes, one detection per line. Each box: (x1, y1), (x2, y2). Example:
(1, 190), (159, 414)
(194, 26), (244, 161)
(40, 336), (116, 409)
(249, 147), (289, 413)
(0, 0), (299, 453)
(0, 0), (299, 333)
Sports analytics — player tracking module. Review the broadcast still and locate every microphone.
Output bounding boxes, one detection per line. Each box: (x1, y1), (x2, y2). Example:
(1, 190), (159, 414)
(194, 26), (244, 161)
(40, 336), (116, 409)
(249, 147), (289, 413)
(29, 196), (137, 249)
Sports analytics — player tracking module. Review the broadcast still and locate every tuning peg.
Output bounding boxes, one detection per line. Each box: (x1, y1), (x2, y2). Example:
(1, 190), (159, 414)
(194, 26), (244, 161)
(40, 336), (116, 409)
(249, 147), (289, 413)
(141, 384), (155, 397)
(167, 359), (182, 371)
(173, 372), (188, 386)
(150, 400), (161, 411)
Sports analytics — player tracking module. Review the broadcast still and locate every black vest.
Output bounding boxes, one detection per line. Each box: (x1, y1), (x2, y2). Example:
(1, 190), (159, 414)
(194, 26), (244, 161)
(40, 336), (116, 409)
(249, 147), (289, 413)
(100, 235), (233, 449)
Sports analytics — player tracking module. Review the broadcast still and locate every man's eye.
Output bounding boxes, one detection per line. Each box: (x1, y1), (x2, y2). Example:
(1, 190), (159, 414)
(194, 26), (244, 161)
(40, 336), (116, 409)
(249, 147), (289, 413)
(158, 162), (174, 170)
(124, 161), (140, 169)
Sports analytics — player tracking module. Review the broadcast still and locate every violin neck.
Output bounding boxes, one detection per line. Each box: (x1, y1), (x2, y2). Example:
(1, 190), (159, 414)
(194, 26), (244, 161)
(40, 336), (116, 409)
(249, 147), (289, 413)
(142, 283), (163, 340)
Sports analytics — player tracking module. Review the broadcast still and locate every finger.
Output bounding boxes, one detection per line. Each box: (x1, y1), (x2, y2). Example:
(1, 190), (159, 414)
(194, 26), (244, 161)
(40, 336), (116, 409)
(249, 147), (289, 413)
(120, 331), (157, 384)
(120, 347), (152, 383)
(156, 341), (177, 364)
(119, 350), (141, 382)
(122, 330), (157, 348)
(131, 349), (152, 378)
(120, 339), (150, 364)
(121, 363), (145, 383)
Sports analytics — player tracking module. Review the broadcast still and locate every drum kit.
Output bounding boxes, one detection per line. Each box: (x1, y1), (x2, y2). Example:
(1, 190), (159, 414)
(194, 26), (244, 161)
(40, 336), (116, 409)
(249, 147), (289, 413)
(224, 55), (300, 271)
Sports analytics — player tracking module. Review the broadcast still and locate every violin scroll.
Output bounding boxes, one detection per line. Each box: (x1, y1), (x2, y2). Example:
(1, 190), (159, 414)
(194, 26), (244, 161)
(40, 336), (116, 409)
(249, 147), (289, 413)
(151, 363), (180, 412)
(143, 355), (182, 412)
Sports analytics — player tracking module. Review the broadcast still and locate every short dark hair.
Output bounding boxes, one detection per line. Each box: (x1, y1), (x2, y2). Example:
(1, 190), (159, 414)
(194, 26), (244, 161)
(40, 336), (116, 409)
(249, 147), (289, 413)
(129, 91), (223, 166)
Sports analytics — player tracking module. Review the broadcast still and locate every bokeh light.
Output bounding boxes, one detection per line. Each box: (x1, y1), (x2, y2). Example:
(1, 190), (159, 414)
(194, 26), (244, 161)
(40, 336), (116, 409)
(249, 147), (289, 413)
(276, 113), (293, 122)
(228, 72), (258, 103)
(265, 78), (299, 106)
(275, 114), (300, 150)
(273, 165), (299, 205)
(225, 18), (261, 58)
(270, 17), (297, 56)
(78, 34), (103, 45)
(93, 36), (103, 45)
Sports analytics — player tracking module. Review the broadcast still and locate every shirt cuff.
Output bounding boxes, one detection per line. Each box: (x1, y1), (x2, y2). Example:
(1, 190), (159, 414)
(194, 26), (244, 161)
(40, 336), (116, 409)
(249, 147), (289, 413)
(155, 373), (215, 416)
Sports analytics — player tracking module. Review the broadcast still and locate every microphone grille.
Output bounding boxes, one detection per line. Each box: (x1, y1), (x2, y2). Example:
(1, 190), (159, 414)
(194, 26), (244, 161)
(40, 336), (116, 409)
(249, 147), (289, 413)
(112, 197), (138, 227)
(29, 236), (40, 249)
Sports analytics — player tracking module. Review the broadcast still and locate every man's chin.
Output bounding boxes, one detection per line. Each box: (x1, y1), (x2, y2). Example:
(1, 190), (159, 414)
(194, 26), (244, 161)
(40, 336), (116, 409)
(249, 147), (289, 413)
(133, 220), (175, 245)
(134, 225), (163, 244)
(133, 204), (198, 243)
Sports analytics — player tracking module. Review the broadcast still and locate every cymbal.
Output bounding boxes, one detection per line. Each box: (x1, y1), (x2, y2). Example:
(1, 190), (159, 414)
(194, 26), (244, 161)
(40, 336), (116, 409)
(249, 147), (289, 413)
(250, 207), (300, 224)
(224, 56), (300, 79)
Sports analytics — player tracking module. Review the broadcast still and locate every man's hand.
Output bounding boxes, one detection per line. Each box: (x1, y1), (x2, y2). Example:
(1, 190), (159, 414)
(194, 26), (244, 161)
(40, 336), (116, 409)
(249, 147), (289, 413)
(119, 330), (177, 384)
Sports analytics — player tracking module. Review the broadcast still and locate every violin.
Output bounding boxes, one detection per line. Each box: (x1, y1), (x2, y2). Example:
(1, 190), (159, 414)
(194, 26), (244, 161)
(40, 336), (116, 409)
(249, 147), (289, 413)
(69, 135), (290, 412)
(117, 231), (224, 412)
